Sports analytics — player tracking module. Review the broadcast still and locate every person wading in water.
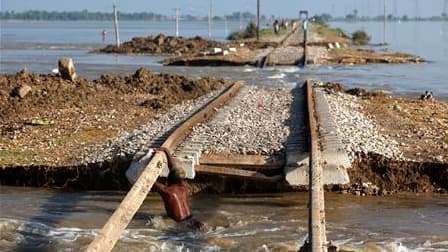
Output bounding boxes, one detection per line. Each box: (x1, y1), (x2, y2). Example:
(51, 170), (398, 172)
(153, 147), (208, 232)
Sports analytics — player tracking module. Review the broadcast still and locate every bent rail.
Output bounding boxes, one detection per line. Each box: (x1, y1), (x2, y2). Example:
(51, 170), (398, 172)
(86, 81), (244, 252)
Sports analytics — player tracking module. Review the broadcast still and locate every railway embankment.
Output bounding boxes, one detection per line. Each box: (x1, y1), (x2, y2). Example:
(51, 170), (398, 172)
(1, 69), (446, 194)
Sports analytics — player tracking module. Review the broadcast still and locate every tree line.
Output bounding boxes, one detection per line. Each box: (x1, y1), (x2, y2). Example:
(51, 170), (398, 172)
(0, 10), (261, 21)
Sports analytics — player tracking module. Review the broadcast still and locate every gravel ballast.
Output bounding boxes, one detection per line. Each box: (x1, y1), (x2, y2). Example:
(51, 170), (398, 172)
(187, 86), (293, 155)
(80, 89), (224, 164)
(322, 88), (404, 162)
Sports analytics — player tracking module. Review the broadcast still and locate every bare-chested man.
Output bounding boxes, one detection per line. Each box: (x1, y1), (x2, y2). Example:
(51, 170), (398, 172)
(153, 148), (208, 232)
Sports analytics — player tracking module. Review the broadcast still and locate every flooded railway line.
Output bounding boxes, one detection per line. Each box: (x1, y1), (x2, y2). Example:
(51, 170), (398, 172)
(0, 79), (308, 191)
(1, 80), (446, 193)
(1, 79), (447, 252)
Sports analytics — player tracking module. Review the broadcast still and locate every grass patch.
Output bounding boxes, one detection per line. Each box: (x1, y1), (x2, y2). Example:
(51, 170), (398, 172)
(443, 135), (448, 144)
(310, 23), (349, 41)
(0, 149), (44, 166)
(50, 127), (118, 144)
(228, 21), (288, 41)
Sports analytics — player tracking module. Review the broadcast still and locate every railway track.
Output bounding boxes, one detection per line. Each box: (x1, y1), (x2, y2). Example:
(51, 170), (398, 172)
(86, 80), (347, 252)
(257, 27), (300, 67)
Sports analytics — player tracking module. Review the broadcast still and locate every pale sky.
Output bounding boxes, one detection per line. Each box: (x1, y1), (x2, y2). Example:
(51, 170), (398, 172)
(0, 0), (446, 18)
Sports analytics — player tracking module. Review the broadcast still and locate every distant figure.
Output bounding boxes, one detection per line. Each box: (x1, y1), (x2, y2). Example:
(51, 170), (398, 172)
(153, 148), (208, 233)
(420, 91), (434, 101)
(101, 29), (107, 43)
(273, 20), (280, 35)
(280, 19), (288, 30)
(292, 21), (297, 30)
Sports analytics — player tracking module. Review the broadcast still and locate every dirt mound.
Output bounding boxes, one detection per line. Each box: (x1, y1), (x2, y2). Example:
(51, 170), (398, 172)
(98, 34), (227, 55)
(0, 68), (225, 122)
(0, 68), (227, 166)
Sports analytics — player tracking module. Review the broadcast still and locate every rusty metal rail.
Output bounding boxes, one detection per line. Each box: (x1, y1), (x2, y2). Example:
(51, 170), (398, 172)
(86, 81), (244, 252)
(306, 80), (327, 252)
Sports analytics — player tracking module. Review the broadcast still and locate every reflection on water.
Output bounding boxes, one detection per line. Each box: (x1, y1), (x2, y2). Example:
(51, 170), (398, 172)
(443, 21), (448, 57)
(0, 186), (447, 251)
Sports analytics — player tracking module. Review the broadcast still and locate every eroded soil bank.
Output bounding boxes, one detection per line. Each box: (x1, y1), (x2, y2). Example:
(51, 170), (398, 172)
(1, 152), (447, 194)
(1, 73), (446, 195)
(335, 152), (448, 195)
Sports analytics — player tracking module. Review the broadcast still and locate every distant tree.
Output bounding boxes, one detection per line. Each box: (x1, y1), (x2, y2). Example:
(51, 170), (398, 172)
(311, 13), (332, 25)
(345, 14), (356, 20)
(321, 13), (332, 21)
(311, 15), (329, 26)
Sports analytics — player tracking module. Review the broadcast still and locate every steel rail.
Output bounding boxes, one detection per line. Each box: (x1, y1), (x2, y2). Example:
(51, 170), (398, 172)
(86, 81), (244, 252)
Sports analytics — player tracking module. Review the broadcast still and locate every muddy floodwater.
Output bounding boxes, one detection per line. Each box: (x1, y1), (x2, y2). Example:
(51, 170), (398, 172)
(0, 186), (447, 251)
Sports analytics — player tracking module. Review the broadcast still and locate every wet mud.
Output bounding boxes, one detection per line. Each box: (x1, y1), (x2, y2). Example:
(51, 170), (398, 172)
(0, 156), (132, 190)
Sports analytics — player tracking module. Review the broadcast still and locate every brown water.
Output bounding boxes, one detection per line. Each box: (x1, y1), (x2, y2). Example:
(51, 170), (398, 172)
(0, 186), (447, 251)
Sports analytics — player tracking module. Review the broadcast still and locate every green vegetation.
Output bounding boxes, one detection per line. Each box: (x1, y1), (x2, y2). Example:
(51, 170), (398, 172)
(227, 21), (288, 41)
(310, 22), (350, 41)
(2, 10), (447, 22)
(227, 22), (258, 40)
(0, 149), (44, 166)
(311, 14), (332, 26)
(0, 10), (166, 21)
(443, 135), (448, 144)
(0, 10), (259, 21)
(351, 30), (371, 45)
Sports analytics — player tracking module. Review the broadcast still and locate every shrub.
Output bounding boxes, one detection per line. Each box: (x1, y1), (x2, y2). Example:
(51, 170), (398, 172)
(352, 30), (371, 45)
(227, 21), (258, 40)
(311, 15), (329, 26)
